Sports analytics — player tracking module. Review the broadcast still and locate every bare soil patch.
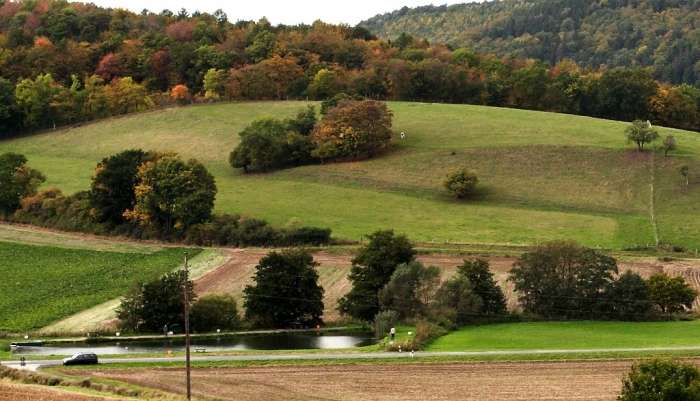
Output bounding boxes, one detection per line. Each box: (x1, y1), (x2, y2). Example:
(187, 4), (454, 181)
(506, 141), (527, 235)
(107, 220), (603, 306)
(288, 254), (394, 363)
(70, 359), (672, 400)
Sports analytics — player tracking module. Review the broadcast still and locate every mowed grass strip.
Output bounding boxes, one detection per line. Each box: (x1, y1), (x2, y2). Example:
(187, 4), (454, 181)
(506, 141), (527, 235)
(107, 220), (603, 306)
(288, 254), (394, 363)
(425, 321), (700, 351)
(1, 101), (698, 248)
(0, 242), (200, 332)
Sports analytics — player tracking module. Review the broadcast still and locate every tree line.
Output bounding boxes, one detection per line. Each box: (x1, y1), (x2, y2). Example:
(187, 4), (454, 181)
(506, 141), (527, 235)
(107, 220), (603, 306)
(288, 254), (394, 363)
(2, 0), (700, 137)
(117, 230), (698, 341)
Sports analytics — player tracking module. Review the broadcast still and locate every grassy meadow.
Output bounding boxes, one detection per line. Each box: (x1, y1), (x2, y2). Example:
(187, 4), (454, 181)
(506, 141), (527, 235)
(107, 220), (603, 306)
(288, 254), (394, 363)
(1, 101), (699, 249)
(425, 321), (700, 351)
(0, 241), (201, 332)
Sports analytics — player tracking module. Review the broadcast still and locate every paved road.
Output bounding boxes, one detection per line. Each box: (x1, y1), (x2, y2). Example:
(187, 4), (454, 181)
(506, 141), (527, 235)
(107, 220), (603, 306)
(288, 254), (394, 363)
(4, 346), (700, 371)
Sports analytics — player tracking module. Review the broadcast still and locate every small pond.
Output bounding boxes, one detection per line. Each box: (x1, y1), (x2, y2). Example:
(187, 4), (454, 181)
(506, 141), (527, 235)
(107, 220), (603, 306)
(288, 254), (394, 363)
(13, 332), (376, 356)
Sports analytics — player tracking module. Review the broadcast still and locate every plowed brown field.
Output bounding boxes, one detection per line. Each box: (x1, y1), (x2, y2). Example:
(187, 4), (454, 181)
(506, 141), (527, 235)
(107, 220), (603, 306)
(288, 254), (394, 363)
(0, 382), (130, 401)
(67, 359), (673, 400)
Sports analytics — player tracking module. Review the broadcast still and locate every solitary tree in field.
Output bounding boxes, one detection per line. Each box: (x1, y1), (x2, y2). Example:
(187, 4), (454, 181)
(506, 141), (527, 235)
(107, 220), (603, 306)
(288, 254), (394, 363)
(442, 167), (479, 198)
(662, 135), (676, 156)
(678, 164), (690, 188)
(625, 120), (659, 151)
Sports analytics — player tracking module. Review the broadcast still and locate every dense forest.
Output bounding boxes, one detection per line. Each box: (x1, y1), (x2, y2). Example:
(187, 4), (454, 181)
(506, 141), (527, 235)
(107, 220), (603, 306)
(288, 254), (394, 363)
(361, 0), (700, 86)
(1, 0), (700, 137)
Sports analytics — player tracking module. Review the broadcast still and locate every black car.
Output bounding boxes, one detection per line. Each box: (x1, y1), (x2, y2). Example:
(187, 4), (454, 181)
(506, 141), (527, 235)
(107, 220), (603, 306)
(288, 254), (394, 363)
(62, 352), (98, 365)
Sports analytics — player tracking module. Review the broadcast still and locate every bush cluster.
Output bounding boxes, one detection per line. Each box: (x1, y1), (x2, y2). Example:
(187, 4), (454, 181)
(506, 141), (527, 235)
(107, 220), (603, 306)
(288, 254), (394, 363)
(8, 190), (331, 247)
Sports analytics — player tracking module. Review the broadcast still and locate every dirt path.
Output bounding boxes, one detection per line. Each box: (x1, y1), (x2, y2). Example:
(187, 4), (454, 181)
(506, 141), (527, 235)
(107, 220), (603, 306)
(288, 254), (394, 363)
(74, 359), (659, 400)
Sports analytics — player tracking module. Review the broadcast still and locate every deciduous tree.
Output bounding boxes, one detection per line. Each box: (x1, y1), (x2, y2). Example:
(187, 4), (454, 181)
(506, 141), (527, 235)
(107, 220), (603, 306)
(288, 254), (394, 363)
(508, 240), (618, 319)
(663, 135), (676, 157)
(379, 261), (441, 319)
(678, 164), (690, 188)
(619, 357), (700, 401)
(0, 152), (46, 217)
(125, 154), (217, 235)
(646, 273), (698, 314)
(310, 99), (393, 160)
(458, 258), (507, 315)
(138, 270), (196, 333)
(442, 167), (479, 198)
(190, 294), (240, 332)
(88, 149), (149, 225)
(625, 120), (659, 151)
(338, 230), (416, 321)
(243, 248), (324, 328)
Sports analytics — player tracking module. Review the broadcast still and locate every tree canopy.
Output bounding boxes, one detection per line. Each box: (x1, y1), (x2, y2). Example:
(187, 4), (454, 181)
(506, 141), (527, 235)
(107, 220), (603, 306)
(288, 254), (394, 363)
(458, 258), (507, 315)
(0, 152), (45, 217)
(619, 357), (700, 401)
(442, 168), (479, 199)
(124, 153), (216, 235)
(88, 149), (149, 225)
(625, 120), (659, 151)
(646, 273), (699, 314)
(508, 240), (619, 319)
(243, 248), (325, 328)
(338, 229), (416, 321)
(117, 270), (196, 333)
(311, 99), (393, 161)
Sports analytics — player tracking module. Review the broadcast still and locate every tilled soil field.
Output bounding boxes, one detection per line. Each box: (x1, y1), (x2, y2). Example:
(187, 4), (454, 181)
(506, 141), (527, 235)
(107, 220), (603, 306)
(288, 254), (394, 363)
(0, 382), (130, 401)
(68, 360), (648, 400)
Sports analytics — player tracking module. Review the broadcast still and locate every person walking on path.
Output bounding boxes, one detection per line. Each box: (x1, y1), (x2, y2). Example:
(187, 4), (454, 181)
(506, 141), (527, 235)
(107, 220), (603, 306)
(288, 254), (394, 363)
(163, 324), (168, 337)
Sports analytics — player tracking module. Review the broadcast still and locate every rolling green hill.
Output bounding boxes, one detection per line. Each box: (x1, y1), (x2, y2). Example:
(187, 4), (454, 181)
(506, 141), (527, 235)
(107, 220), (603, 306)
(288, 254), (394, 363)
(1, 101), (699, 250)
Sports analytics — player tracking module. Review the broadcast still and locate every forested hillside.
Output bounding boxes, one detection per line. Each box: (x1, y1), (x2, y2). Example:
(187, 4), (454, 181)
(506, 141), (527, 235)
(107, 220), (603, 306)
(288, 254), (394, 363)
(361, 0), (700, 85)
(2, 0), (700, 138)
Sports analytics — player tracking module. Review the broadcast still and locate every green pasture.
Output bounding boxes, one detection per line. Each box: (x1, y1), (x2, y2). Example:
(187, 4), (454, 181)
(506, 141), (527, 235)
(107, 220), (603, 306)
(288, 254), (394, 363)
(425, 321), (700, 351)
(1, 101), (699, 248)
(0, 241), (201, 332)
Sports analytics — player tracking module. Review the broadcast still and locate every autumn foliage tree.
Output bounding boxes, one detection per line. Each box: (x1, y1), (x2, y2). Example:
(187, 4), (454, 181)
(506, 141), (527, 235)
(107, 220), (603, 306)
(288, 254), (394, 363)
(88, 149), (150, 225)
(124, 153), (217, 235)
(0, 152), (46, 217)
(171, 84), (189, 103)
(311, 99), (393, 161)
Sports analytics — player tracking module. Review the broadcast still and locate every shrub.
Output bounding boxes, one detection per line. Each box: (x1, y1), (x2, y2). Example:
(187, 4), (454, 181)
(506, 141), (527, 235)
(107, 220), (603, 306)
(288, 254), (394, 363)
(442, 167), (479, 198)
(190, 294), (241, 332)
(373, 309), (399, 337)
(619, 357), (700, 400)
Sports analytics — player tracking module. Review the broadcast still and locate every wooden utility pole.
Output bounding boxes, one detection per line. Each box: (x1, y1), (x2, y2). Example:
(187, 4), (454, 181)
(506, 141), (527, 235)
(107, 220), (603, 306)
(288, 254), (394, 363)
(184, 252), (191, 400)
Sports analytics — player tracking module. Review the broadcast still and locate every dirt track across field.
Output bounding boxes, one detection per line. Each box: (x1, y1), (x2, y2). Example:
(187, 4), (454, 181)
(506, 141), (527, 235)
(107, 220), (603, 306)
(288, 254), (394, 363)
(71, 359), (666, 400)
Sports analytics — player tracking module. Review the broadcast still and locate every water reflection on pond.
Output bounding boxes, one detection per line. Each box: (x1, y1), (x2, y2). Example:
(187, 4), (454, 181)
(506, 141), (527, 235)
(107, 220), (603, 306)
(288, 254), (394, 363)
(14, 332), (376, 356)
